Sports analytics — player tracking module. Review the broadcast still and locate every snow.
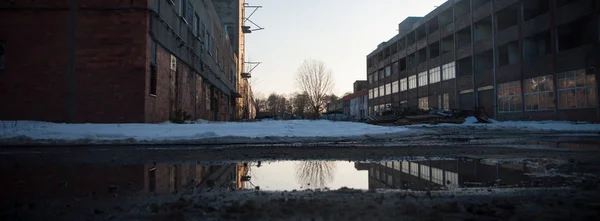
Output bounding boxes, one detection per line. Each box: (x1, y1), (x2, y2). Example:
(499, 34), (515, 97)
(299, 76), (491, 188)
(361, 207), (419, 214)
(0, 120), (409, 145)
(417, 116), (600, 132)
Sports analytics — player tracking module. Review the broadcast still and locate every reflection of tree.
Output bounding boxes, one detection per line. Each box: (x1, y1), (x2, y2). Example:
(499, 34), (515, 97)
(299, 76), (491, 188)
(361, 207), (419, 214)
(295, 161), (336, 188)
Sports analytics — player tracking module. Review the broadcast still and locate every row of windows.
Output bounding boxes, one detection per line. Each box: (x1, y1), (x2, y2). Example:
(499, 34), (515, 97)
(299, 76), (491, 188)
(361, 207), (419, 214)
(369, 62), (456, 88)
(497, 70), (597, 113)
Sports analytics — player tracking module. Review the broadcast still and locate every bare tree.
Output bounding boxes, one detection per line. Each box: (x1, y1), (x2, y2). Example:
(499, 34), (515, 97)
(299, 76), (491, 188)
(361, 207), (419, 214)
(295, 59), (334, 119)
(295, 161), (336, 189)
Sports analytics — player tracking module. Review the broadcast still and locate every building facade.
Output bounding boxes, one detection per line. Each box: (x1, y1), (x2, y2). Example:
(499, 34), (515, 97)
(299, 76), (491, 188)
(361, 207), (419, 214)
(0, 0), (242, 123)
(367, 0), (600, 121)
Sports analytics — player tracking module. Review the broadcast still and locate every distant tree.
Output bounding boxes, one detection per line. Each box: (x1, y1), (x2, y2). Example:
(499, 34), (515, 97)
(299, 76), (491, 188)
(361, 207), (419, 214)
(291, 92), (309, 119)
(342, 92), (352, 97)
(296, 59), (334, 119)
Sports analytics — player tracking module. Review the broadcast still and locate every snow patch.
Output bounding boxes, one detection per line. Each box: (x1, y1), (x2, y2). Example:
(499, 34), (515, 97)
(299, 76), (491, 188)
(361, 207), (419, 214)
(0, 120), (411, 145)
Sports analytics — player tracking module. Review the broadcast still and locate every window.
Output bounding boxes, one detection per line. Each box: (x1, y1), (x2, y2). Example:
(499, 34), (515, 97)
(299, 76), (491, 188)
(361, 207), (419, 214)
(400, 78), (408, 91)
(194, 13), (200, 36)
(369, 89), (373, 99)
(392, 81), (399, 93)
(379, 69), (384, 80)
(429, 67), (441, 84)
(385, 83), (391, 95)
(206, 30), (213, 55)
(558, 69), (597, 109)
(419, 97), (429, 110)
(498, 81), (522, 112)
(379, 85), (384, 97)
(185, 2), (193, 25)
(178, 0), (184, 17)
(442, 62), (456, 80)
(385, 65), (391, 77)
(150, 40), (157, 95)
(368, 74), (373, 84)
(524, 75), (555, 111)
(392, 62), (399, 75)
(408, 75), (417, 89)
(374, 87), (379, 98)
(418, 71), (428, 87)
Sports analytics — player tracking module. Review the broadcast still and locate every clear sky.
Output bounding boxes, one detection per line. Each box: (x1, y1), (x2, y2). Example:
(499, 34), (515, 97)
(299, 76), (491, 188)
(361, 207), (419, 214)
(245, 0), (448, 98)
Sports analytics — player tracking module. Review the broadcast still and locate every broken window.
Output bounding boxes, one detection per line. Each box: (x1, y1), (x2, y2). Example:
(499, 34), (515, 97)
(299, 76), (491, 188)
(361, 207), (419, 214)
(441, 35), (454, 55)
(385, 65), (391, 77)
(417, 48), (427, 64)
(474, 16), (492, 42)
(523, 31), (551, 62)
(419, 97), (429, 110)
(497, 81), (522, 112)
(457, 56), (473, 76)
(497, 41), (519, 66)
(524, 75), (555, 111)
(429, 41), (440, 59)
(474, 50), (493, 74)
(558, 69), (597, 109)
(557, 17), (594, 52)
(456, 27), (472, 48)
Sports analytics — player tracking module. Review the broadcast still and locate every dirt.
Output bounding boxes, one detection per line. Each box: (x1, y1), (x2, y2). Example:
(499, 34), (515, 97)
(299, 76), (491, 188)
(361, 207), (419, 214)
(3, 187), (600, 221)
(1, 127), (600, 221)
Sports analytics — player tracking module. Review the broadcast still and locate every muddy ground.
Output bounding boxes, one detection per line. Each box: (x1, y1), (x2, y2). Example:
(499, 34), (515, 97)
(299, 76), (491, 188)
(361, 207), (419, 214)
(1, 126), (600, 221)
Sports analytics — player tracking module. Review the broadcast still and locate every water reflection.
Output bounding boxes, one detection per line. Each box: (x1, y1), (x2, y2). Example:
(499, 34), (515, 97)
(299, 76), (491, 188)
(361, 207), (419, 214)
(295, 161), (337, 188)
(361, 159), (551, 190)
(0, 163), (250, 200)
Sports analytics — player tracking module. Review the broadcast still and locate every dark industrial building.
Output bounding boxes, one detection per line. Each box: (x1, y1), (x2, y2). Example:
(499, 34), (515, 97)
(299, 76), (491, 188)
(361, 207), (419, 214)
(0, 0), (242, 123)
(367, 0), (599, 121)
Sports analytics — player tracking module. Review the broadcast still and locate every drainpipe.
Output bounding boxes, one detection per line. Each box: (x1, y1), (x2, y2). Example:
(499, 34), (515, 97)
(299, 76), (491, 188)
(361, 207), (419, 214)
(67, 0), (77, 123)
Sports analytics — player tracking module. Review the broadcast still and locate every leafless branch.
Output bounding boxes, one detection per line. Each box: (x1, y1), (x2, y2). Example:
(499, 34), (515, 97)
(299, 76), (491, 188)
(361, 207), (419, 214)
(295, 161), (336, 189)
(295, 59), (334, 119)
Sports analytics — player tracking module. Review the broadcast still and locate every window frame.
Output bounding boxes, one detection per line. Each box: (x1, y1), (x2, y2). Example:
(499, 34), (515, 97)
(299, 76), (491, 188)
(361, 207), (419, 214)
(442, 62), (456, 80)
(418, 71), (428, 87)
(400, 78), (408, 91)
(429, 67), (441, 84)
(557, 69), (597, 109)
(408, 75), (417, 89)
(497, 81), (523, 113)
(524, 75), (555, 111)
(392, 81), (399, 93)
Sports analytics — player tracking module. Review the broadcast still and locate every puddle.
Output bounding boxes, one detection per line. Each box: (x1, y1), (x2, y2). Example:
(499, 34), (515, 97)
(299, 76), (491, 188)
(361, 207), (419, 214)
(0, 158), (590, 200)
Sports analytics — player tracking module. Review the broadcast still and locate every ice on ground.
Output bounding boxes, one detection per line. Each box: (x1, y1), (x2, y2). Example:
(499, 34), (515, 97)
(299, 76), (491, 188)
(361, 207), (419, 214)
(0, 120), (410, 144)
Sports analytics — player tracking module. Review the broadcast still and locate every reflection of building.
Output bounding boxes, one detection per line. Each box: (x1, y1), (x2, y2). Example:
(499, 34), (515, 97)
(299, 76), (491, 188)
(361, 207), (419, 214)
(360, 159), (547, 190)
(0, 163), (247, 200)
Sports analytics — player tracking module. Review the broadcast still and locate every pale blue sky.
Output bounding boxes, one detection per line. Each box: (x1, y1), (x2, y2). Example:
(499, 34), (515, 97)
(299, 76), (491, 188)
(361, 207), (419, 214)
(245, 0), (448, 98)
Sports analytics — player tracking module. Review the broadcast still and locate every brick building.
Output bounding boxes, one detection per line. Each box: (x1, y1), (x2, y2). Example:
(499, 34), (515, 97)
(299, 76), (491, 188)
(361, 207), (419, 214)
(367, 0), (600, 121)
(0, 0), (243, 123)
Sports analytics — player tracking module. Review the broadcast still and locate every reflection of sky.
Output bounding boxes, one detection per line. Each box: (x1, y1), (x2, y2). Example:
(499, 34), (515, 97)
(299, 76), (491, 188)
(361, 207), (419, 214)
(250, 161), (368, 191)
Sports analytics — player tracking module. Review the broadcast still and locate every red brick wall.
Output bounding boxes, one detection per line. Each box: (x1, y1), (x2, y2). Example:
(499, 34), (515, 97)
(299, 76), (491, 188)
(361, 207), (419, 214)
(145, 44), (212, 123)
(0, 10), (70, 122)
(75, 9), (148, 123)
(0, 0), (150, 123)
